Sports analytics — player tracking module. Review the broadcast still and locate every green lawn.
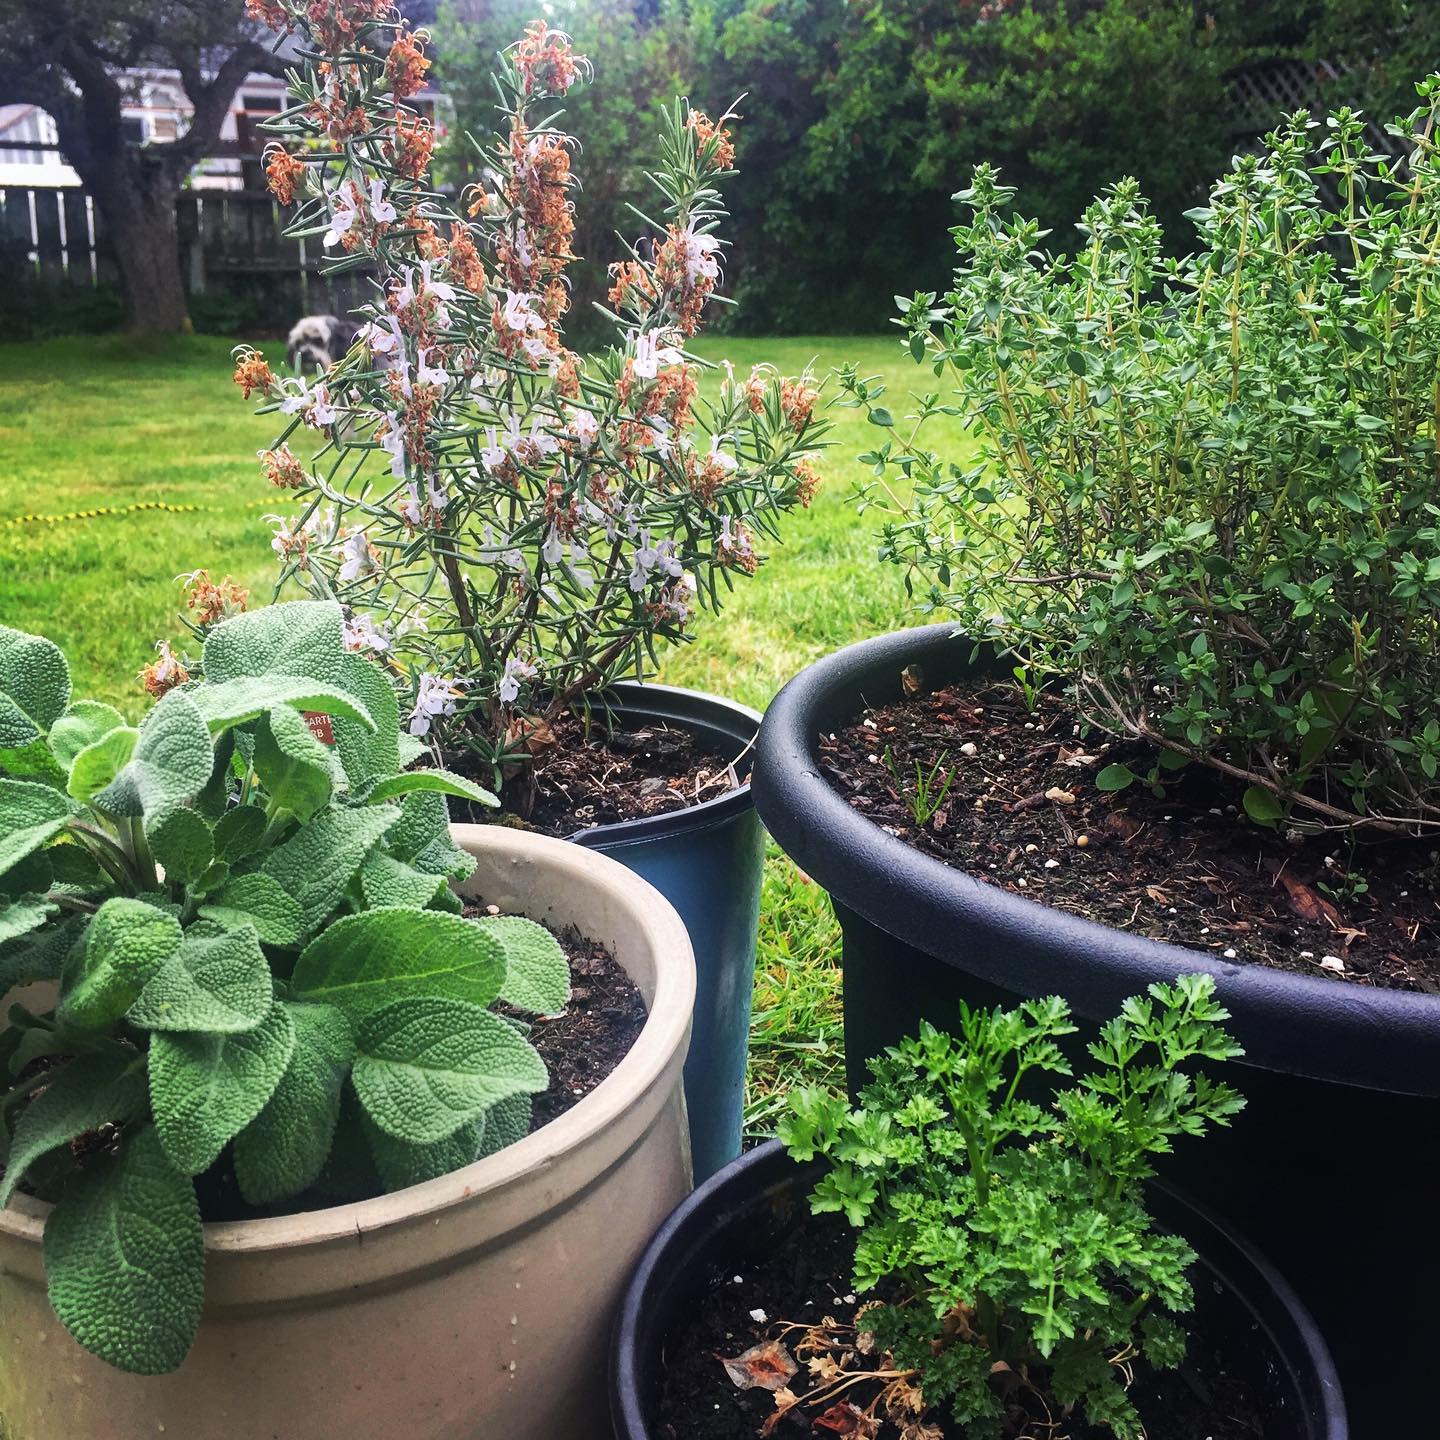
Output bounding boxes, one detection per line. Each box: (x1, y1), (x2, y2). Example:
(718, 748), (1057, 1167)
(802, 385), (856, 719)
(0, 330), (973, 1131)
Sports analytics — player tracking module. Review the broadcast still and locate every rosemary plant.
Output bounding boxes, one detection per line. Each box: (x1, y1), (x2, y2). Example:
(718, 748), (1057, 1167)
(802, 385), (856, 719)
(235, 5), (826, 784)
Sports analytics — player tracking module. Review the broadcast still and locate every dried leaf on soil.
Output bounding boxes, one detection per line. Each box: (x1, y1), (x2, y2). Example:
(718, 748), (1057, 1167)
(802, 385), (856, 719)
(1272, 868), (1343, 928)
(881, 1376), (926, 1419)
(813, 1401), (881, 1436)
(720, 1338), (799, 1392)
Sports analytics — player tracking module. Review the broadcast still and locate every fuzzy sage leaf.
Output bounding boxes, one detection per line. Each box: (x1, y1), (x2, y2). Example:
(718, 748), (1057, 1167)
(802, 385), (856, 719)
(0, 1052), (149, 1208)
(291, 908), (505, 1022)
(0, 622), (70, 749)
(42, 1124), (204, 1376)
(482, 915), (571, 1014)
(127, 925), (273, 1034)
(58, 899), (184, 1033)
(148, 1002), (297, 1175)
(233, 1001), (354, 1205)
(351, 996), (548, 1145)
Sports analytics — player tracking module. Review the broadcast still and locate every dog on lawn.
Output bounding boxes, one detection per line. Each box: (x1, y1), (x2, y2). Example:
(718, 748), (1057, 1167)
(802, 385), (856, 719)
(286, 314), (361, 373)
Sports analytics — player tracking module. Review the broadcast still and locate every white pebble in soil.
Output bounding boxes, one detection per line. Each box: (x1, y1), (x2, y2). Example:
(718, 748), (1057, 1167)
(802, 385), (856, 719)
(749, 1308), (768, 1323)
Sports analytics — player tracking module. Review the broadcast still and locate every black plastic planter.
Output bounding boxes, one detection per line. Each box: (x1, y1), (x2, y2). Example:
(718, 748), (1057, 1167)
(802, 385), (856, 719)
(560, 682), (764, 1182)
(611, 1140), (1346, 1440)
(752, 623), (1439, 1426)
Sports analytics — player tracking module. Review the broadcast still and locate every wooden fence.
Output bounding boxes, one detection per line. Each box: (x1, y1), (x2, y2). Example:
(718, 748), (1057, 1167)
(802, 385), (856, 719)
(0, 184), (375, 323)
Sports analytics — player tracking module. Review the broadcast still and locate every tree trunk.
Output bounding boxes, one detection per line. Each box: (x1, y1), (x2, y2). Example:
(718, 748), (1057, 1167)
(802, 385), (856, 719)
(86, 151), (190, 334)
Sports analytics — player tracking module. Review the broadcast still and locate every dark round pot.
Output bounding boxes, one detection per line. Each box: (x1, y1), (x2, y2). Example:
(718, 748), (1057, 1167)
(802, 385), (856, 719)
(564, 682), (765, 1182)
(752, 623), (1439, 1424)
(611, 1140), (1346, 1440)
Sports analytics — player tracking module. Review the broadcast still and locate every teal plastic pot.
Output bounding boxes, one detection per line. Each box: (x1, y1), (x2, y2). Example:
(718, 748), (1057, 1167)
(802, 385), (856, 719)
(564, 683), (764, 1182)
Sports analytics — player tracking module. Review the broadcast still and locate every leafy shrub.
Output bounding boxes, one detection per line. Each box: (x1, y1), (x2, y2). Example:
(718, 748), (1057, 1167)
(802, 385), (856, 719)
(0, 601), (572, 1375)
(186, 287), (265, 336)
(712, 0), (1232, 335)
(236, 9), (826, 779)
(846, 77), (1440, 831)
(780, 976), (1244, 1439)
(0, 273), (125, 342)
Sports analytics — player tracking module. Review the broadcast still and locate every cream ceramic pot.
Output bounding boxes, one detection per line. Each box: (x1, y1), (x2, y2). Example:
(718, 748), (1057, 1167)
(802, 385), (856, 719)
(0, 825), (696, 1440)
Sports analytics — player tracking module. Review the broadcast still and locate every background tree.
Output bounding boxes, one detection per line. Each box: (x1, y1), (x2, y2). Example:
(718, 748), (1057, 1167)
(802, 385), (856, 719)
(0, 0), (285, 332)
(435, 0), (1241, 336)
(707, 0), (1233, 331)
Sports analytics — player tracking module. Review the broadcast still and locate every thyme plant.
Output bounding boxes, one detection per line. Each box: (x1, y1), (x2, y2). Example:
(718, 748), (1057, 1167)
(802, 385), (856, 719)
(0, 605), (570, 1375)
(780, 976), (1245, 1439)
(236, 4), (825, 778)
(846, 79), (1440, 832)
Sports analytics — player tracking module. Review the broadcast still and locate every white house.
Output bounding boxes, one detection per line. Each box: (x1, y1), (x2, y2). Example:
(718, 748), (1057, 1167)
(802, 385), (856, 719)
(0, 69), (449, 190)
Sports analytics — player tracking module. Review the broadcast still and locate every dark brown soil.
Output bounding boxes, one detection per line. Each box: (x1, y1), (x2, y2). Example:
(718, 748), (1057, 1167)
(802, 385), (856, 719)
(820, 678), (1440, 992)
(654, 1206), (1278, 1440)
(501, 920), (649, 1131)
(450, 712), (742, 837)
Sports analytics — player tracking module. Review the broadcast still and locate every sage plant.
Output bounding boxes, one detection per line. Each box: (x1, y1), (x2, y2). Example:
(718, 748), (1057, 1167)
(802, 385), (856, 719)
(2, 604), (575, 1376)
(235, 5), (825, 776)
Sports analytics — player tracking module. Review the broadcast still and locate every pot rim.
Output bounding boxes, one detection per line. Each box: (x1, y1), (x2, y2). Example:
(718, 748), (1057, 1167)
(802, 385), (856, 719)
(563, 681), (762, 848)
(753, 622), (1440, 1096)
(0, 825), (696, 1261)
(610, 1139), (1348, 1440)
